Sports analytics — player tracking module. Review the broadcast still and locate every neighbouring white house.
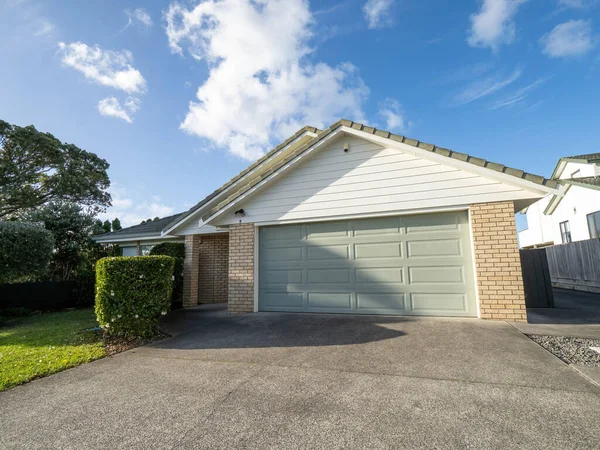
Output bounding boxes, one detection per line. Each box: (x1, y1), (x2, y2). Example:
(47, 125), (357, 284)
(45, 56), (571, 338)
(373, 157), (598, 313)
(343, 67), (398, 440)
(519, 153), (600, 248)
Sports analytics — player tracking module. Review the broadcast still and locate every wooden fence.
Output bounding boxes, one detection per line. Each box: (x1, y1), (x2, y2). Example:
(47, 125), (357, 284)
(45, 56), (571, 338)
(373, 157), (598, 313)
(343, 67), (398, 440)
(520, 248), (554, 308)
(545, 239), (600, 293)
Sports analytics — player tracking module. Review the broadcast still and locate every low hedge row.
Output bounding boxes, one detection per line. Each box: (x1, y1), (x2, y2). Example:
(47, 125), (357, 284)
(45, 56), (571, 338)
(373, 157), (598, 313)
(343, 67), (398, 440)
(95, 256), (175, 337)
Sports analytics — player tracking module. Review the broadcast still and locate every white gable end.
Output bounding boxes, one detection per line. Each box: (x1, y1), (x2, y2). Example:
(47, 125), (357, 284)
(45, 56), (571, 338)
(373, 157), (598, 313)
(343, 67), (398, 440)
(212, 134), (549, 226)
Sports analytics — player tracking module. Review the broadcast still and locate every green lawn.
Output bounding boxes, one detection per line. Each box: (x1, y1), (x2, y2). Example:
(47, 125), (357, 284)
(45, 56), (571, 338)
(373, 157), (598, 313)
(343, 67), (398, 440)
(0, 308), (106, 391)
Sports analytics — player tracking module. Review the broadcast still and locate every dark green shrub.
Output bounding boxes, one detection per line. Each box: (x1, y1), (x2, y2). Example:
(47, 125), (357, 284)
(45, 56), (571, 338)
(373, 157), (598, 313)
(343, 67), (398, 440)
(149, 242), (185, 259)
(95, 256), (175, 337)
(0, 222), (54, 283)
(149, 243), (184, 306)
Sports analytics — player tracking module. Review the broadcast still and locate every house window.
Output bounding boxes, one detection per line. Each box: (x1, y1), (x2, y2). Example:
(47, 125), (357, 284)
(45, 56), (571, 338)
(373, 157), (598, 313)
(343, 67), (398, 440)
(559, 221), (572, 244)
(587, 211), (600, 239)
(141, 245), (154, 256)
(121, 247), (137, 256)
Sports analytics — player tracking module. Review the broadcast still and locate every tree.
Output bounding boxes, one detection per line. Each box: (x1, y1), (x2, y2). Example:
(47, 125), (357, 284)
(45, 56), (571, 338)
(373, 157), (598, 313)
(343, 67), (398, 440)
(111, 218), (122, 231)
(102, 220), (112, 234)
(0, 119), (111, 219)
(0, 222), (54, 283)
(25, 202), (96, 281)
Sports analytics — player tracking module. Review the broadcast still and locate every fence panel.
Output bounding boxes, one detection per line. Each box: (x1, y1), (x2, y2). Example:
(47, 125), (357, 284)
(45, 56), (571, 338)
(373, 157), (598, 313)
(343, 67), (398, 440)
(545, 239), (600, 293)
(520, 248), (554, 308)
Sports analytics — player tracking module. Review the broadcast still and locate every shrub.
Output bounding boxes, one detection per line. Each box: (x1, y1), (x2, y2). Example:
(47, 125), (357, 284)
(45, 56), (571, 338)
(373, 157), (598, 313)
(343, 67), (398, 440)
(149, 242), (185, 259)
(149, 243), (185, 306)
(0, 222), (54, 284)
(95, 256), (175, 337)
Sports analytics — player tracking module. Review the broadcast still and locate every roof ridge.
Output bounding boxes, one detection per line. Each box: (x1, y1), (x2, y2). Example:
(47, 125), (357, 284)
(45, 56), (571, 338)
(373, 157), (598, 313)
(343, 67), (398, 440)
(338, 119), (557, 188)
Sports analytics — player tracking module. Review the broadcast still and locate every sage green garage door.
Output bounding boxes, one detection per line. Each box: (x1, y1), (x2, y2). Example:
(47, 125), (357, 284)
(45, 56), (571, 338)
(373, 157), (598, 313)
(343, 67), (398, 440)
(258, 211), (477, 316)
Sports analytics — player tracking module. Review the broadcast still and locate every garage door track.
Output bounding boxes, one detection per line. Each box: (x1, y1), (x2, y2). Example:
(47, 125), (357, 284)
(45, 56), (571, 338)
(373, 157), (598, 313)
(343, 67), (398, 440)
(1, 305), (599, 449)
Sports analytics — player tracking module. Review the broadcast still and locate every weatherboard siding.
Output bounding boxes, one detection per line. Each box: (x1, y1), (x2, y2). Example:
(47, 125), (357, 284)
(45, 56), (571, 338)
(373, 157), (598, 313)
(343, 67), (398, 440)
(213, 136), (541, 226)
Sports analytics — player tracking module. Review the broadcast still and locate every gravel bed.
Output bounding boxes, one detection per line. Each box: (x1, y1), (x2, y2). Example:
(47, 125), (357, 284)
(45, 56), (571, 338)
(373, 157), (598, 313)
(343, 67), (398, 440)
(528, 335), (600, 366)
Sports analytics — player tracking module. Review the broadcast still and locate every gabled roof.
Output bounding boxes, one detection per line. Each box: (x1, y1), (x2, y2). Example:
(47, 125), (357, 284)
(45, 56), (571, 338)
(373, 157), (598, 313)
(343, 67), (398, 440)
(550, 153), (600, 179)
(199, 119), (559, 223)
(162, 126), (319, 234)
(94, 213), (182, 242)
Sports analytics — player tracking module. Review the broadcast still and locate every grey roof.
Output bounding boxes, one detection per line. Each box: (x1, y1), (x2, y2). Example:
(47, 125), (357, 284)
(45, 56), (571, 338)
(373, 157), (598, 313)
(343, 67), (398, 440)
(564, 176), (600, 189)
(200, 119), (560, 221)
(95, 213), (183, 240)
(562, 153), (600, 162)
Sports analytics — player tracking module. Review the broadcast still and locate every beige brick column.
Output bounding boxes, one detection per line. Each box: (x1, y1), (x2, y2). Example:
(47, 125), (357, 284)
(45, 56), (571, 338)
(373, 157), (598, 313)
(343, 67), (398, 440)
(198, 234), (230, 303)
(228, 223), (255, 313)
(470, 202), (527, 322)
(183, 234), (201, 308)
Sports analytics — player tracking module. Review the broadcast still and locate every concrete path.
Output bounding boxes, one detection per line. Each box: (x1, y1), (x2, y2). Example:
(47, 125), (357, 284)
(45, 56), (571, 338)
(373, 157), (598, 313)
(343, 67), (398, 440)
(1, 307), (599, 449)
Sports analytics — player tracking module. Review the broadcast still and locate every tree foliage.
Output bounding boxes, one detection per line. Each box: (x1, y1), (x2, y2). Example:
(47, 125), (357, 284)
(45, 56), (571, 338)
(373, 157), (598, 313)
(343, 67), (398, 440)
(0, 222), (54, 284)
(0, 119), (111, 219)
(25, 202), (96, 281)
(111, 218), (122, 231)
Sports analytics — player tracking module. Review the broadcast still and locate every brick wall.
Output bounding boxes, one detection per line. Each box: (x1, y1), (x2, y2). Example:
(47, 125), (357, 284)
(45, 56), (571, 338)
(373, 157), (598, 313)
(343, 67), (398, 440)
(183, 234), (200, 307)
(470, 201), (527, 322)
(228, 223), (255, 313)
(198, 234), (229, 303)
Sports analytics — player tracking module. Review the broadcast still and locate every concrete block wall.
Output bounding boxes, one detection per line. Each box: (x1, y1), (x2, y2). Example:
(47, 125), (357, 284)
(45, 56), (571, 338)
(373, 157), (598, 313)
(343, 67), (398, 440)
(470, 201), (527, 322)
(228, 223), (255, 313)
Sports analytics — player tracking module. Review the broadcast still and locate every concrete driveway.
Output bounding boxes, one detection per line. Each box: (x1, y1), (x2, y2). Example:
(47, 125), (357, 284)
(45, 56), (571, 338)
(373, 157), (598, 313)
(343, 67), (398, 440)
(1, 306), (599, 449)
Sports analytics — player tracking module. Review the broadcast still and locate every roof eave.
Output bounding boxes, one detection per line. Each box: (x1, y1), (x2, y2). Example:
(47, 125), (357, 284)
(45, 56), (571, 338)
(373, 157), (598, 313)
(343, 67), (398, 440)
(162, 127), (320, 235)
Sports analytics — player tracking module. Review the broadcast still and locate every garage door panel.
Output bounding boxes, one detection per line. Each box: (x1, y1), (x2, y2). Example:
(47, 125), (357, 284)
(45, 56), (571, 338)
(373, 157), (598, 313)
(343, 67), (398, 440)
(406, 239), (462, 258)
(307, 293), (352, 310)
(403, 213), (459, 233)
(355, 267), (404, 284)
(307, 269), (350, 284)
(410, 293), (467, 314)
(307, 245), (349, 260)
(259, 211), (477, 316)
(353, 217), (401, 235)
(306, 222), (349, 239)
(262, 292), (304, 310)
(356, 293), (406, 311)
(354, 242), (402, 259)
(261, 225), (303, 241)
(262, 247), (303, 262)
(262, 269), (303, 284)
(408, 266), (464, 284)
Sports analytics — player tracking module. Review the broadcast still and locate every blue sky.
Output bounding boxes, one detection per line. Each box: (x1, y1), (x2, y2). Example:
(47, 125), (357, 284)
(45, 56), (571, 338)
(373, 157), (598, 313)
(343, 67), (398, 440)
(1, 0), (599, 227)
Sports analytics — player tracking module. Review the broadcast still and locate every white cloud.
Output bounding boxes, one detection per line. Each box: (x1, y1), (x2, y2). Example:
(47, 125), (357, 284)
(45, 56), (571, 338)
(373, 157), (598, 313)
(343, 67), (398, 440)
(57, 42), (147, 94)
(449, 68), (522, 106)
(99, 186), (176, 227)
(468, 0), (528, 51)
(32, 19), (55, 37)
(558, 0), (597, 8)
(165, 0), (370, 161)
(363, 0), (394, 29)
(98, 96), (141, 123)
(489, 77), (550, 109)
(126, 8), (153, 27)
(540, 20), (595, 58)
(378, 99), (410, 132)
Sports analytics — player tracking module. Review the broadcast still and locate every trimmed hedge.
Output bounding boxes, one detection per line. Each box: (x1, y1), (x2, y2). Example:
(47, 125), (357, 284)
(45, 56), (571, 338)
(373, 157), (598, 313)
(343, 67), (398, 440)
(0, 222), (54, 284)
(95, 256), (175, 337)
(149, 243), (184, 307)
